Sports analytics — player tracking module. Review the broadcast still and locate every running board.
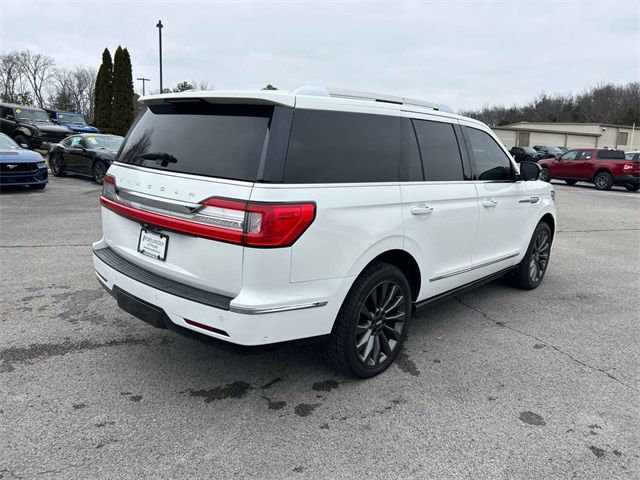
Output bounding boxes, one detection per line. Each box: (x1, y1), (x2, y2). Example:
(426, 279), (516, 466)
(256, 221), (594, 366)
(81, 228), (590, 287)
(412, 266), (517, 313)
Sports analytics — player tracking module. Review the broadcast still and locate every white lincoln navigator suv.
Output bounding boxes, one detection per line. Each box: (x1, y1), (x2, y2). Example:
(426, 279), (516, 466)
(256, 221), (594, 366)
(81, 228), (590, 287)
(93, 86), (556, 378)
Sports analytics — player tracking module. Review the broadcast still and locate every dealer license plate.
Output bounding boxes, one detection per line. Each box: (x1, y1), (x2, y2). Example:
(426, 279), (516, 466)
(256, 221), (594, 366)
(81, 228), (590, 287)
(137, 229), (168, 261)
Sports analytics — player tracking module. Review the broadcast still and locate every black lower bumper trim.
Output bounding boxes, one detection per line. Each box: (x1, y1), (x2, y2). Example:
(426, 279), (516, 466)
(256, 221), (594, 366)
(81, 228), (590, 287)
(115, 286), (169, 329)
(93, 246), (232, 310)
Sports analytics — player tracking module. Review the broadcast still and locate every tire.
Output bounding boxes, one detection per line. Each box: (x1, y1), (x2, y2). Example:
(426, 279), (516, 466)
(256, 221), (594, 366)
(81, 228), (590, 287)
(49, 152), (66, 177)
(507, 222), (552, 290)
(539, 167), (551, 182)
(594, 171), (613, 190)
(29, 184), (46, 190)
(624, 183), (639, 192)
(565, 180), (577, 186)
(14, 135), (31, 150)
(92, 160), (108, 185)
(325, 262), (412, 378)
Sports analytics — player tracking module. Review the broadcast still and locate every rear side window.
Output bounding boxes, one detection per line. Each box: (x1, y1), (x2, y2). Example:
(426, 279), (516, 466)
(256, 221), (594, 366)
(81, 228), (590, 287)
(284, 110), (401, 183)
(117, 102), (272, 181)
(412, 119), (464, 181)
(596, 150), (625, 160)
(465, 127), (513, 181)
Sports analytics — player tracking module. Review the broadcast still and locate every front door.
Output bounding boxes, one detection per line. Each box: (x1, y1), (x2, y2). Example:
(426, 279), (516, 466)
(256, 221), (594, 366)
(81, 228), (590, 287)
(461, 124), (532, 278)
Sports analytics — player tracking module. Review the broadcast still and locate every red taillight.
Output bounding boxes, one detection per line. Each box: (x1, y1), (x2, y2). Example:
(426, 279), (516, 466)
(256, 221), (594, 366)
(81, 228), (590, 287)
(99, 176), (315, 248)
(201, 198), (316, 247)
(102, 174), (117, 199)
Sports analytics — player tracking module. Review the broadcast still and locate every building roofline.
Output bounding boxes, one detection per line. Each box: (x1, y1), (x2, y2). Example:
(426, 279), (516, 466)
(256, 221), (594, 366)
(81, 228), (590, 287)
(504, 121), (637, 129)
(492, 125), (601, 137)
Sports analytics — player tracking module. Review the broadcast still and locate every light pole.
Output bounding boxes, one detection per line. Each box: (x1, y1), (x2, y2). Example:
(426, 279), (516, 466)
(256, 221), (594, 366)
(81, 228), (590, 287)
(156, 20), (163, 92)
(136, 77), (151, 96)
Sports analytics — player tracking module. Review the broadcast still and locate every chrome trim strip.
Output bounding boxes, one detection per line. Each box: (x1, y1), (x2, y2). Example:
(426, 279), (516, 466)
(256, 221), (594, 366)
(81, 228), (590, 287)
(116, 187), (201, 214)
(430, 252), (520, 282)
(229, 301), (328, 315)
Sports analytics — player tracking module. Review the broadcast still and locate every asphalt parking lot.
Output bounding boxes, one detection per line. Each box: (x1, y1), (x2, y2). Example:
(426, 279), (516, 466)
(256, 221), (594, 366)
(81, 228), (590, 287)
(0, 177), (638, 479)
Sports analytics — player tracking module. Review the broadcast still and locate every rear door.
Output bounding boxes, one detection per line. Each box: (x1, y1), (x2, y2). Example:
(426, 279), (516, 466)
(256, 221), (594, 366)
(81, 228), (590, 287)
(100, 101), (280, 297)
(400, 116), (478, 299)
(573, 149), (594, 179)
(462, 124), (531, 277)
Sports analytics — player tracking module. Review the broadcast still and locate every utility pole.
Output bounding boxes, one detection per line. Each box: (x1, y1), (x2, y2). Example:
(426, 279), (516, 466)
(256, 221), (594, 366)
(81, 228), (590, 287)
(156, 20), (163, 92)
(136, 77), (151, 96)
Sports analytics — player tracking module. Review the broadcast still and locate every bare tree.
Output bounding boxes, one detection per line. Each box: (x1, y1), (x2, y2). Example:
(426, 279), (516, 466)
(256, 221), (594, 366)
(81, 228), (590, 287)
(49, 66), (96, 120)
(0, 51), (31, 104)
(18, 50), (55, 108)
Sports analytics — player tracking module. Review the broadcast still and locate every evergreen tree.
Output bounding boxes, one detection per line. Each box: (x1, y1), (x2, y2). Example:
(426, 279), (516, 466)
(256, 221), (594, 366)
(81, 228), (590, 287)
(94, 48), (113, 132)
(110, 46), (134, 136)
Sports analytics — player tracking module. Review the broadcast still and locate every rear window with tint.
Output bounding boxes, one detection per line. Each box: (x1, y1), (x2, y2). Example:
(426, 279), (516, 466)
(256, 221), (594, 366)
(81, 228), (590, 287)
(596, 150), (625, 160)
(117, 102), (272, 181)
(412, 119), (464, 181)
(283, 110), (401, 183)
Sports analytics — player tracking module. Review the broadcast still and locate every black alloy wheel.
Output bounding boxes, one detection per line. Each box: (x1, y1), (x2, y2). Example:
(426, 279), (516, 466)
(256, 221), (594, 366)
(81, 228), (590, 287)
(93, 161), (108, 185)
(539, 168), (551, 182)
(355, 280), (406, 368)
(50, 153), (65, 176)
(528, 228), (551, 284)
(325, 262), (411, 378)
(507, 222), (552, 290)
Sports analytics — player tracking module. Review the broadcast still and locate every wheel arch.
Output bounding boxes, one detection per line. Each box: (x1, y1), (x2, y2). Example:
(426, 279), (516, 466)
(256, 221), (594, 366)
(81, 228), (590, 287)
(360, 249), (421, 302)
(592, 167), (613, 181)
(539, 212), (555, 242)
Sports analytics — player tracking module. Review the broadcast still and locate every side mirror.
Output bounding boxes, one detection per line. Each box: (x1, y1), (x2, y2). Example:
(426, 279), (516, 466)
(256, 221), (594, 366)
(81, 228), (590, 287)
(20, 143), (29, 149)
(520, 161), (542, 181)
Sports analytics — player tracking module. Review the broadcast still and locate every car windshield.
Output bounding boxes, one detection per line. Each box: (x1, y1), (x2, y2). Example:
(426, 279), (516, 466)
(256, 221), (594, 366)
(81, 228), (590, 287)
(86, 135), (124, 150)
(15, 108), (51, 123)
(523, 147), (538, 154)
(545, 146), (562, 153)
(0, 134), (19, 149)
(58, 113), (86, 124)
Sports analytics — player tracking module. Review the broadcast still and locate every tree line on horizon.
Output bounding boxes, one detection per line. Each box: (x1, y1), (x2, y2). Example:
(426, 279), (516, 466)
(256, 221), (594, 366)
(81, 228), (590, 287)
(460, 82), (639, 127)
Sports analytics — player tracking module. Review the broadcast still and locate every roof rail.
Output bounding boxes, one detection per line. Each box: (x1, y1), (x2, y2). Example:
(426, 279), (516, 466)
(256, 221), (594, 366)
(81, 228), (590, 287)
(291, 85), (453, 113)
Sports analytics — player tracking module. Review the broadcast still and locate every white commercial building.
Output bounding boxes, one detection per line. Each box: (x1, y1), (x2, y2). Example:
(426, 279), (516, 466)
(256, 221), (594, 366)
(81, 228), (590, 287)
(492, 122), (639, 151)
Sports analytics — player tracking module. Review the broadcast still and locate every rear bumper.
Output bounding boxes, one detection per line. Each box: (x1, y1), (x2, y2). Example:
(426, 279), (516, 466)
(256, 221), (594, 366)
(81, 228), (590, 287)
(615, 175), (640, 186)
(92, 242), (350, 346)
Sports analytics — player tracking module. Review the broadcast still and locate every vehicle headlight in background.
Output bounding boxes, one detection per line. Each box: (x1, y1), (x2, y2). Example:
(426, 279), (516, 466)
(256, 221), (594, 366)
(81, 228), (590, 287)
(37, 161), (47, 169)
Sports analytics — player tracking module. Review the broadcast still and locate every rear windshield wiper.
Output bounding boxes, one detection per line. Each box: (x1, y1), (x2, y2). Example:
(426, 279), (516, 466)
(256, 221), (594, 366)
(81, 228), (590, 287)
(138, 152), (178, 167)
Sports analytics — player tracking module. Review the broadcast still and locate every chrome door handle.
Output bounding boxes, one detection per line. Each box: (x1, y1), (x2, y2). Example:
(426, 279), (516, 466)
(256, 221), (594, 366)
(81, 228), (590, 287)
(482, 199), (498, 208)
(518, 197), (540, 204)
(411, 205), (434, 215)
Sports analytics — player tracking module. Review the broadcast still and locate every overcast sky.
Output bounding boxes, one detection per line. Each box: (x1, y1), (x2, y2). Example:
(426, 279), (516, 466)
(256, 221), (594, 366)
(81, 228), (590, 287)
(1, 0), (638, 111)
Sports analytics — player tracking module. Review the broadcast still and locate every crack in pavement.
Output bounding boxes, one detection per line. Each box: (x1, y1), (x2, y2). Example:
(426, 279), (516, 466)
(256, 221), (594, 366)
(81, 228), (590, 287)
(557, 228), (639, 233)
(455, 297), (638, 393)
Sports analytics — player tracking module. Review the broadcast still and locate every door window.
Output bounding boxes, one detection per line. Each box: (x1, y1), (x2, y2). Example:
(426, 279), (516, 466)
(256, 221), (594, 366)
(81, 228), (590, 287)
(560, 151), (577, 161)
(465, 127), (513, 181)
(412, 119), (464, 181)
(576, 150), (593, 160)
(69, 136), (83, 148)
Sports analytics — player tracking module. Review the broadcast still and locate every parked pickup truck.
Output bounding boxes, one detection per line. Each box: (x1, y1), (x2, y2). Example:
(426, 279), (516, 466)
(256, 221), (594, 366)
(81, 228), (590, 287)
(46, 109), (100, 134)
(539, 148), (640, 191)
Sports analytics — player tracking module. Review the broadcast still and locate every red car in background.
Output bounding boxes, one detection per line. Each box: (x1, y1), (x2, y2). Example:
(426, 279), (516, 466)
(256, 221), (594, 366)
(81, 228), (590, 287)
(539, 148), (640, 191)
